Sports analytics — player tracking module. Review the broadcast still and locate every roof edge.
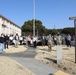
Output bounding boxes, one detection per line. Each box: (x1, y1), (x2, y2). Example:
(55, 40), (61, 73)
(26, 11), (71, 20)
(0, 14), (21, 29)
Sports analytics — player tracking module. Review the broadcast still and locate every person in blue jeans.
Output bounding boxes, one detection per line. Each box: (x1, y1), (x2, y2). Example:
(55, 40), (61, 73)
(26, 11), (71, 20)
(0, 34), (4, 52)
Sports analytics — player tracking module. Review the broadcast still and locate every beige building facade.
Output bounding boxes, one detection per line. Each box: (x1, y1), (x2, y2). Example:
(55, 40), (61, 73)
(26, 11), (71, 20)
(0, 14), (21, 36)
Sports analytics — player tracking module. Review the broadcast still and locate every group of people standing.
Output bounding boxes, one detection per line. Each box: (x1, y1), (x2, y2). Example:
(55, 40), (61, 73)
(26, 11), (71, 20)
(26, 35), (37, 48)
(44, 34), (72, 52)
(25, 34), (72, 51)
(0, 33), (20, 51)
(0, 32), (73, 52)
(0, 34), (9, 49)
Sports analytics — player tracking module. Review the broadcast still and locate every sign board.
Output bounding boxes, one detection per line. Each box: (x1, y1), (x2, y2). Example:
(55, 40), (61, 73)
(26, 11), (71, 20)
(69, 17), (76, 20)
(56, 45), (62, 64)
(0, 43), (4, 52)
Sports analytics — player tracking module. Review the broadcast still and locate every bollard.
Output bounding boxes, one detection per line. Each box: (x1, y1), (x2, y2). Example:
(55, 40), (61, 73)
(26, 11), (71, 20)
(56, 45), (62, 64)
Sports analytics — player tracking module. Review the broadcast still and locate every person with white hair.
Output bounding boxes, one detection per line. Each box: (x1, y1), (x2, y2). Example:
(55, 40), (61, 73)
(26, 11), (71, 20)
(33, 36), (37, 48)
(14, 33), (19, 48)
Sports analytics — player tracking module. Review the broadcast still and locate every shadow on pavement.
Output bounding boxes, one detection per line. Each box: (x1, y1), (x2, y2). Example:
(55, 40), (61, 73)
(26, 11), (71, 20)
(0, 47), (37, 58)
(49, 73), (54, 75)
(44, 57), (57, 63)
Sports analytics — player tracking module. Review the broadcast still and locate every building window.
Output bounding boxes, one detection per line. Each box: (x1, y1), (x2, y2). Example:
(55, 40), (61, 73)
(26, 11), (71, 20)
(2, 18), (5, 21)
(2, 24), (6, 28)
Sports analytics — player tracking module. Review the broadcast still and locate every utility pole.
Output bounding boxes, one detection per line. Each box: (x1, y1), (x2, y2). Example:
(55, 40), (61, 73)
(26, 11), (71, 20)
(33, 0), (35, 36)
(69, 17), (76, 63)
(74, 19), (76, 63)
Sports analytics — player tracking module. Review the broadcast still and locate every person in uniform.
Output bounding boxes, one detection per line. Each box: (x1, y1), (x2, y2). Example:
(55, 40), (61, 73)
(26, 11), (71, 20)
(56, 34), (62, 45)
(47, 34), (53, 52)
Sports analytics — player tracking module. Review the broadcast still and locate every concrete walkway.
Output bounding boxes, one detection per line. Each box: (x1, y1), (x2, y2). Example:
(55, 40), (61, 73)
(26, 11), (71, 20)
(11, 57), (70, 75)
(9, 47), (58, 75)
(11, 57), (58, 75)
(0, 47), (58, 75)
(0, 47), (36, 58)
(0, 47), (70, 75)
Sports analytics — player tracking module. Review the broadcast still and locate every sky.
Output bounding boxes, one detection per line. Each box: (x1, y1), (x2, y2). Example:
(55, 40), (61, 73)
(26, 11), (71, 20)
(0, 0), (76, 29)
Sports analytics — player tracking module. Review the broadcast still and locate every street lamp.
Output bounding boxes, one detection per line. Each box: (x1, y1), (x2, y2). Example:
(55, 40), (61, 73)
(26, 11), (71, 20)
(37, 28), (38, 37)
(69, 16), (76, 63)
(33, 0), (35, 36)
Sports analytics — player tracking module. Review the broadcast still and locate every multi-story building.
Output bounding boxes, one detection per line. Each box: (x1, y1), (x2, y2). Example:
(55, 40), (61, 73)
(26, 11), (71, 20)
(0, 14), (21, 36)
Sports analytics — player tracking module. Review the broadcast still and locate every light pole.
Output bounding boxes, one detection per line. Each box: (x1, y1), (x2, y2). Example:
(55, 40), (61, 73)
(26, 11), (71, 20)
(37, 28), (38, 37)
(69, 16), (76, 63)
(33, 0), (35, 36)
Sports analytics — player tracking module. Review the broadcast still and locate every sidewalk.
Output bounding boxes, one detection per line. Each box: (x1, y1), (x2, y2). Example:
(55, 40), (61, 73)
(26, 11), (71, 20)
(0, 45), (70, 75)
(11, 57), (57, 75)
(8, 47), (70, 75)
(10, 47), (57, 75)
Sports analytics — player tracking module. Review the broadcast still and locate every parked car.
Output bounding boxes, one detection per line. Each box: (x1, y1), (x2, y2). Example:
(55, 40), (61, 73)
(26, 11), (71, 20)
(37, 36), (48, 46)
(22, 36), (27, 45)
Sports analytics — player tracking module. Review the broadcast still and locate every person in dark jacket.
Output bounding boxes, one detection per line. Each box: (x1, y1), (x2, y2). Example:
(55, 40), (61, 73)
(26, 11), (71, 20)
(41, 34), (46, 46)
(4, 34), (9, 49)
(0, 34), (4, 43)
(33, 36), (37, 48)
